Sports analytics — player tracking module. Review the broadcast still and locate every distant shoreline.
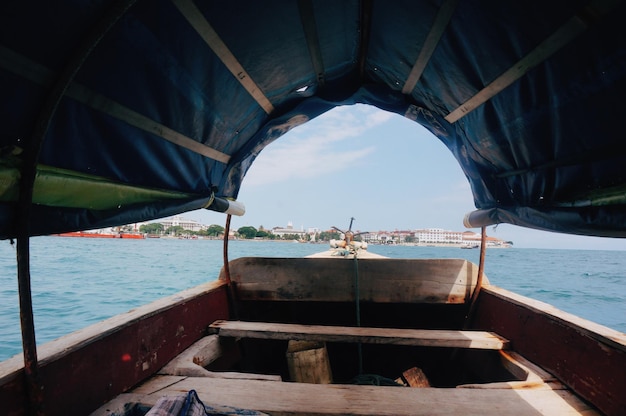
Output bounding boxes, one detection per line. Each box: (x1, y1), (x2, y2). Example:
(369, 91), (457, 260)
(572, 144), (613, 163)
(219, 238), (512, 248)
(393, 242), (510, 248)
(60, 234), (511, 248)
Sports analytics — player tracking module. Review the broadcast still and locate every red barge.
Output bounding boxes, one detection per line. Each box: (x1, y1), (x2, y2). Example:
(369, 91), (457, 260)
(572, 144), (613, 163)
(56, 231), (145, 239)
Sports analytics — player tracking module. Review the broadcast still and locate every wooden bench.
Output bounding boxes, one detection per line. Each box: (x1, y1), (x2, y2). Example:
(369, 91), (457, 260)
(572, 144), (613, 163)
(208, 320), (509, 350)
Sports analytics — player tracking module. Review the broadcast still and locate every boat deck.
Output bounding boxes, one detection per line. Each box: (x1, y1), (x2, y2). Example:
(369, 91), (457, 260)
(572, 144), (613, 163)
(97, 375), (597, 416)
(93, 320), (599, 416)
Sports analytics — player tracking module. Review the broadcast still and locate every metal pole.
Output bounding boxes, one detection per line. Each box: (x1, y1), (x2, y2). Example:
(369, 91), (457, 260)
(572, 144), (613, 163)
(222, 214), (239, 319)
(222, 214), (232, 285)
(15, 240), (42, 415)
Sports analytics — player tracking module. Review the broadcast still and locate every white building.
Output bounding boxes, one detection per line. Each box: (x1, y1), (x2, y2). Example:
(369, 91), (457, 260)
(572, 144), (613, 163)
(157, 215), (206, 232)
(362, 232), (395, 244)
(271, 221), (307, 239)
(415, 228), (463, 244)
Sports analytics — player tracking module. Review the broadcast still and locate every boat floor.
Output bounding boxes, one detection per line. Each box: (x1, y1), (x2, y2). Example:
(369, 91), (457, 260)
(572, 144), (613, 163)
(92, 322), (599, 416)
(95, 374), (597, 416)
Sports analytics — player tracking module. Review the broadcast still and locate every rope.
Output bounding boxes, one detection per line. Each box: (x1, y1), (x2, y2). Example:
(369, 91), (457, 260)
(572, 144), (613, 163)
(353, 253), (363, 375)
(349, 373), (403, 387)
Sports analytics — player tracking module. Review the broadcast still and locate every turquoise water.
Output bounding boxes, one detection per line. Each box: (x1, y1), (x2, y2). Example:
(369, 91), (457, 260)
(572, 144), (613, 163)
(1, 237), (625, 361)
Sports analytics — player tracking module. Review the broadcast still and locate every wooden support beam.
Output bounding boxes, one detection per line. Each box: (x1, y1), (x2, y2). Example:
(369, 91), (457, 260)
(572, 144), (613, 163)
(209, 320), (509, 350)
(0, 46), (230, 164)
(445, 0), (621, 123)
(172, 0), (275, 115)
(298, 0), (325, 87)
(402, 0), (459, 95)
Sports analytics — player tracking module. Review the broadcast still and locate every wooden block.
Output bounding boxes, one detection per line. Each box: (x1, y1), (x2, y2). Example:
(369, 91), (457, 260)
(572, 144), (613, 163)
(401, 367), (430, 388)
(286, 340), (333, 384)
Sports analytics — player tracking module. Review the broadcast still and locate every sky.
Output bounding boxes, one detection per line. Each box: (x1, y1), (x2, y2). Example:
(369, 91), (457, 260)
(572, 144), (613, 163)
(186, 104), (626, 251)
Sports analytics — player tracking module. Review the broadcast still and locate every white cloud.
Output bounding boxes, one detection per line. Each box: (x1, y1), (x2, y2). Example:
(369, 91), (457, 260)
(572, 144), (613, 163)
(243, 105), (393, 186)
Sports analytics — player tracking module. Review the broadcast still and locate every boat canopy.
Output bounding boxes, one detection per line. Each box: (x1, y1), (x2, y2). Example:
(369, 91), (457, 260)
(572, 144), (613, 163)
(1, 0), (626, 238)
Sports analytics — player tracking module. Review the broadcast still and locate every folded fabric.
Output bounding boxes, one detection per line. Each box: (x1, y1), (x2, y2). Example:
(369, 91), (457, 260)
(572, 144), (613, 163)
(146, 390), (268, 416)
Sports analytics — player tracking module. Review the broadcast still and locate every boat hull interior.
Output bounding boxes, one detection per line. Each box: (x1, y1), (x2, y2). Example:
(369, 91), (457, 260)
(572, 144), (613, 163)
(1, 257), (624, 415)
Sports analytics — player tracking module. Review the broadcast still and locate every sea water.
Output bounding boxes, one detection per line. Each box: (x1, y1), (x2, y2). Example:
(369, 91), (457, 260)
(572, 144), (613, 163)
(1, 237), (625, 361)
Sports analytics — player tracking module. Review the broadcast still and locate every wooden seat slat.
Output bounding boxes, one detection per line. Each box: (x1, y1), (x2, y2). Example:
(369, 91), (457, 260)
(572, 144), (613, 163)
(209, 320), (509, 350)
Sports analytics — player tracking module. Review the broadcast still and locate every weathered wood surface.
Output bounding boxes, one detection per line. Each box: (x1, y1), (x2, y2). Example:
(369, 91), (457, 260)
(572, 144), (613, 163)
(220, 257), (486, 304)
(398, 366), (430, 387)
(1, 281), (230, 416)
(95, 375), (599, 415)
(209, 320), (509, 350)
(157, 335), (281, 381)
(286, 340), (333, 384)
(475, 285), (626, 416)
(159, 335), (224, 376)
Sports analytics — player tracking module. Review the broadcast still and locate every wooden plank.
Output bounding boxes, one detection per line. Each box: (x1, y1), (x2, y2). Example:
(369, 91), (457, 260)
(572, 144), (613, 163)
(474, 285), (626, 416)
(222, 257), (484, 304)
(402, 0), (459, 94)
(298, 0), (326, 87)
(132, 375), (187, 395)
(123, 376), (599, 415)
(1, 281), (227, 384)
(159, 335), (224, 375)
(172, 0), (275, 115)
(0, 46), (231, 164)
(90, 393), (152, 416)
(498, 351), (557, 384)
(444, 0), (621, 124)
(210, 320), (509, 350)
(1, 282), (229, 416)
(158, 335), (282, 381)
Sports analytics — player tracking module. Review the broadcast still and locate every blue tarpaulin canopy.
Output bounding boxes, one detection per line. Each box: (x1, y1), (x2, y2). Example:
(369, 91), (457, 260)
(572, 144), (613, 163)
(1, 0), (625, 238)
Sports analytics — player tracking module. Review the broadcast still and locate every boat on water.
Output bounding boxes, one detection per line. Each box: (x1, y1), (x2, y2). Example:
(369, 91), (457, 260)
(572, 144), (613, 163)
(1, 1), (626, 415)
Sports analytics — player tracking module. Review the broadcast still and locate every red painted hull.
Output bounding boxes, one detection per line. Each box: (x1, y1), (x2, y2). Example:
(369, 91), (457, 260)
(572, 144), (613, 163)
(0, 282), (229, 416)
(1, 259), (623, 415)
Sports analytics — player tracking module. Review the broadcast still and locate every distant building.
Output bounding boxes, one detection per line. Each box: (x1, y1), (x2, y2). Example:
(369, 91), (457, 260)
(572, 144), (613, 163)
(361, 232), (386, 243)
(415, 228), (463, 244)
(271, 221), (307, 239)
(462, 231), (511, 247)
(362, 227), (510, 247)
(157, 215), (206, 232)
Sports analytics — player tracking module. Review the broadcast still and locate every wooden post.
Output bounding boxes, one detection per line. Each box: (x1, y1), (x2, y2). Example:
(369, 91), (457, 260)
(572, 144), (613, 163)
(464, 225), (487, 328)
